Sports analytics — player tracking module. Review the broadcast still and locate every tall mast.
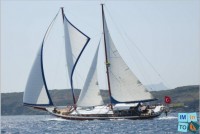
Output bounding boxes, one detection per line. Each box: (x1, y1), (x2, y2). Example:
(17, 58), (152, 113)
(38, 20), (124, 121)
(61, 7), (77, 108)
(101, 4), (113, 109)
(61, 7), (65, 22)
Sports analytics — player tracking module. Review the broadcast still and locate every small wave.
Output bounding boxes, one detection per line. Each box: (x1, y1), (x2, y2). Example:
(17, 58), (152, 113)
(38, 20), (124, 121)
(158, 116), (177, 120)
(116, 119), (126, 121)
(45, 118), (67, 121)
(109, 119), (128, 121)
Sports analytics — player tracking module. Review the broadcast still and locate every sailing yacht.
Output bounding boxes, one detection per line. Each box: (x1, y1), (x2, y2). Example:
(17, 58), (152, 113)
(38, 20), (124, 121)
(23, 4), (164, 120)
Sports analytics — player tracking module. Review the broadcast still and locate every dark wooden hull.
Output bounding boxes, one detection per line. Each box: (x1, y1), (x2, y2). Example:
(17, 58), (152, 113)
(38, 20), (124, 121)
(48, 111), (162, 120)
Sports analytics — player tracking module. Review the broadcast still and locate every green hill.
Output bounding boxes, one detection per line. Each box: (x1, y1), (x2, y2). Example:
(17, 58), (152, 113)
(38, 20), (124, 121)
(151, 85), (199, 112)
(1, 89), (81, 115)
(1, 85), (199, 115)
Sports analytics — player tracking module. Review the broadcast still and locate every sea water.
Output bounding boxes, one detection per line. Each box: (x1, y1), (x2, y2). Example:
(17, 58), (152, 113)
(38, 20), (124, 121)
(0, 113), (192, 134)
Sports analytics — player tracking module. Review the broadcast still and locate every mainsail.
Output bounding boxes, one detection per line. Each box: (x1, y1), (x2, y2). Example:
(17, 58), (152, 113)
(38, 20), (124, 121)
(76, 43), (104, 107)
(102, 6), (156, 104)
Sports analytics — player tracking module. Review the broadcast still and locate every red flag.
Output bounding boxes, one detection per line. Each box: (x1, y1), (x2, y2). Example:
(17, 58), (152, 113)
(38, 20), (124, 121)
(165, 96), (171, 104)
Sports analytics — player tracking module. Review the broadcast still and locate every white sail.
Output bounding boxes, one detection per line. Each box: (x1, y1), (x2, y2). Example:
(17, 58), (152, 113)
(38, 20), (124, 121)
(23, 8), (90, 106)
(23, 46), (53, 106)
(63, 15), (90, 84)
(103, 16), (154, 103)
(77, 44), (104, 107)
(62, 12), (90, 104)
(23, 11), (60, 106)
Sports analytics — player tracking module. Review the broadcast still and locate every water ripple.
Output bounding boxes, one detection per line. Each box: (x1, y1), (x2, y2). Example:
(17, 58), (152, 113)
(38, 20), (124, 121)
(1, 113), (182, 134)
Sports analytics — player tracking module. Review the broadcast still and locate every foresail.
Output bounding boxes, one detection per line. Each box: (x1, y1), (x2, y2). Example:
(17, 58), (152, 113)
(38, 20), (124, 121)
(23, 46), (53, 106)
(77, 43), (104, 107)
(103, 17), (155, 104)
(23, 10), (60, 106)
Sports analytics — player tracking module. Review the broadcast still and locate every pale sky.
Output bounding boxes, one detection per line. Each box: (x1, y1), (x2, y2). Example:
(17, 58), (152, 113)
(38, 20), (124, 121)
(1, 0), (200, 93)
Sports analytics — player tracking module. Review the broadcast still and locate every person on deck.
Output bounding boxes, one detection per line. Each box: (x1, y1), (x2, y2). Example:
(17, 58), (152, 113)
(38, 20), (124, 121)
(164, 108), (168, 116)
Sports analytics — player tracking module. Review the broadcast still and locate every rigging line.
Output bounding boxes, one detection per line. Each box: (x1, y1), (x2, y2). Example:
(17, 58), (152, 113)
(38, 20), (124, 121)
(40, 9), (61, 106)
(104, 6), (170, 89)
(39, 9), (61, 106)
(44, 9), (60, 42)
(124, 33), (171, 89)
(43, 9), (70, 91)
(104, 6), (152, 88)
(51, 43), (64, 90)
(122, 35), (161, 90)
(64, 7), (101, 36)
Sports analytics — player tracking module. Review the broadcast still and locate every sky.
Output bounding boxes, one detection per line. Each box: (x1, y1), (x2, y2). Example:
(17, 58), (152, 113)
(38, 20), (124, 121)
(1, 0), (200, 93)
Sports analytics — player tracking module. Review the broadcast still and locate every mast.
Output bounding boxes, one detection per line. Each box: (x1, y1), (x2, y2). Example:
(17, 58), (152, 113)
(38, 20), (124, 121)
(61, 7), (65, 22)
(101, 4), (113, 109)
(61, 7), (77, 108)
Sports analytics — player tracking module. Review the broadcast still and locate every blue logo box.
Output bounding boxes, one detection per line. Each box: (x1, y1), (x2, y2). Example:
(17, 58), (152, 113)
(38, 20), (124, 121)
(178, 112), (198, 132)
(178, 123), (188, 132)
(188, 113), (197, 122)
(178, 113), (188, 122)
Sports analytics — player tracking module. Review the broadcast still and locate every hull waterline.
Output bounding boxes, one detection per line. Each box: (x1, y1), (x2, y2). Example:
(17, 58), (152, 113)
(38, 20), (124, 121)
(47, 109), (162, 120)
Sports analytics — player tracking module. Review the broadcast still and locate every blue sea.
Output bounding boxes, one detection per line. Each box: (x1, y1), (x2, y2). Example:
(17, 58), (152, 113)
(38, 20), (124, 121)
(0, 113), (196, 134)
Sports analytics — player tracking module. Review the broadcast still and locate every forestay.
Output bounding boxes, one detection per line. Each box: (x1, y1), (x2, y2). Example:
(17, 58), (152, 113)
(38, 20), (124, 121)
(77, 44), (104, 107)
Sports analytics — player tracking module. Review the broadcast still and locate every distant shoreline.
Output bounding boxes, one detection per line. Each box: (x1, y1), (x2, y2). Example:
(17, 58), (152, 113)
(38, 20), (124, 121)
(1, 85), (199, 115)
